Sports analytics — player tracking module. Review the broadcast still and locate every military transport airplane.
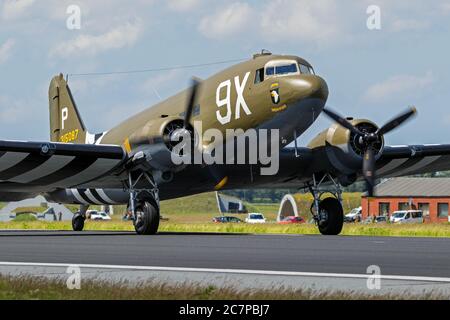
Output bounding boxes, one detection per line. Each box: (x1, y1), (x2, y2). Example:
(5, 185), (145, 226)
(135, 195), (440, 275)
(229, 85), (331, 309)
(0, 51), (448, 235)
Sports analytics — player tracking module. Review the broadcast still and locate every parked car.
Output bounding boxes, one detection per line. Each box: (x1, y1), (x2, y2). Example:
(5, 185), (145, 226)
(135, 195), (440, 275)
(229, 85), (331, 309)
(344, 207), (362, 223)
(278, 216), (305, 224)
(362, 215), (388, 224)
(375, 216), (388, 223)
(390, 210), (423, 224)
(245, 213), (266, 224)
(212, 216), (243, 223)
(362, 216), (375, 224)
(87, 210), (111, 221)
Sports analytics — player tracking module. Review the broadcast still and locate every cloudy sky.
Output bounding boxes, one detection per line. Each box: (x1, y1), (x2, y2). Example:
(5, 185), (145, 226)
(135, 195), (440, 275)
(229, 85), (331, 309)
(0, 0), (449, 146)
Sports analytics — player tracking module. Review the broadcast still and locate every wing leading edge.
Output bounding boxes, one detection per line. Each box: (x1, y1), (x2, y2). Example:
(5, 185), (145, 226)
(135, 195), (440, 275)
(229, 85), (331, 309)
(376, 144), (450, 178)
(0, 140), (127, 192)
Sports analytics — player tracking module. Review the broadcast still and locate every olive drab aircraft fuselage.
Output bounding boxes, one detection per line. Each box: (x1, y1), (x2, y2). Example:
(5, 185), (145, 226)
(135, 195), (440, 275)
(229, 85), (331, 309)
(1, 51), (450, 235)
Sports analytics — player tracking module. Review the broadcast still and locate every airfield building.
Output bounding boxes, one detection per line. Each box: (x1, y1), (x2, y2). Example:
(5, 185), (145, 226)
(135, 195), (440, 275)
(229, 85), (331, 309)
(361, 177), (450, 223)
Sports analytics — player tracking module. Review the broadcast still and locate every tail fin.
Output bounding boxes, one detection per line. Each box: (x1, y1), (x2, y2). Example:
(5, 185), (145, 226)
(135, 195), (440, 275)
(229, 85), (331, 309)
(48, 74), (87, 144)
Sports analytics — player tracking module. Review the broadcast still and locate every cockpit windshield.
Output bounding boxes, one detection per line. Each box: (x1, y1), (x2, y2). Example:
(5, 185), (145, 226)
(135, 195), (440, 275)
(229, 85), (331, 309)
(265, 60), (315, 78)
(266, 63), (298, 76)
(265, 60), (299, 78)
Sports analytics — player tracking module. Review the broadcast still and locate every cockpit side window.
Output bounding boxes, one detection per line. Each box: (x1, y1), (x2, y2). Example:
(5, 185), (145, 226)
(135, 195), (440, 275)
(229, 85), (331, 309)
(299, 64), (315, 75)
(254, 68), (264, 84)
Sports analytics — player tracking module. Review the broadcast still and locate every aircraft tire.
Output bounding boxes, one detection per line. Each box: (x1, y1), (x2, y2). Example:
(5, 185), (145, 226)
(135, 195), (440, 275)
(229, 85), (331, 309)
(134, 201), (160, 235)
(318, 197), (344, 235)
(72, 213), (85, 232)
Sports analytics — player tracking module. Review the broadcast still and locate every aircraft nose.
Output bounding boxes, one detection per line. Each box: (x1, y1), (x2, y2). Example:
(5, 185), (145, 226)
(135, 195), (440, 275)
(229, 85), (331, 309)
(285, 75), (329, 103)
(307, 75), (329, 101)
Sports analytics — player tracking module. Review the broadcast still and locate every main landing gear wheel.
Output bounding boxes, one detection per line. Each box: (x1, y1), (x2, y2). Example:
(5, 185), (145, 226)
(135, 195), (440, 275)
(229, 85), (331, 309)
(72, 213), (85, 232)
(134, 201), (160, 235)
(318, 197), (344, 236)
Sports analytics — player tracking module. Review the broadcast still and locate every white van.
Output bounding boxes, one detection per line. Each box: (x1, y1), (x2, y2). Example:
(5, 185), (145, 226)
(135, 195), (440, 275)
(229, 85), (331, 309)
(245, 213), (266, 224)
(344, 207), (362, 222)
(86, 210), (111, 221)
(390, 210), (423, 224)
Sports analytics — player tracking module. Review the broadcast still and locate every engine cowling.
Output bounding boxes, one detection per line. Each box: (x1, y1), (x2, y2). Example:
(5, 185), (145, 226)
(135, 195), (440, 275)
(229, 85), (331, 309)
(307, 119), (384, 182)
(128, 116), (190, 172)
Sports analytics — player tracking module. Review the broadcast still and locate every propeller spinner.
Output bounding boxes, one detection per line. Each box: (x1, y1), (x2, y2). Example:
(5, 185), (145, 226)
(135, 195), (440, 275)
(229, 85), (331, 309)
(322, 107), (417, 197)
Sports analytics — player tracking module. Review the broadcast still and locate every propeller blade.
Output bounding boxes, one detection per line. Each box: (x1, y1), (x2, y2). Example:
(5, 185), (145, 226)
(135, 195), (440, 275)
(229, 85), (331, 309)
(363, 148), (376, 197)
(322, 108), (363, 136)
(377, 106), (417, 136)
(184, 78), (200, 128)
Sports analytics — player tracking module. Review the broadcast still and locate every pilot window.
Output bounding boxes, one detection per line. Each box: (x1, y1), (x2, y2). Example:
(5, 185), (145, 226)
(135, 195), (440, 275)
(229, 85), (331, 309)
(299, 64), (314, 75)
(254, 68), (264, 84)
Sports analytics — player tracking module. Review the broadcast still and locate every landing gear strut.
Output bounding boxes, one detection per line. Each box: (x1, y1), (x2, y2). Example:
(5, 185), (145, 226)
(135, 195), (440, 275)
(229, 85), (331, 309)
(72, 204), (88, 232)
(308, 174), (344, 235)
(127, 171), (160, 235)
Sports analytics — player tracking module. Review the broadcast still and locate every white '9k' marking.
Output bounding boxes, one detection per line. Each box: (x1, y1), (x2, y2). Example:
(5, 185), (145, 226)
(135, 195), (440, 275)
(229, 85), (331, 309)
(216, 72), (251, 125)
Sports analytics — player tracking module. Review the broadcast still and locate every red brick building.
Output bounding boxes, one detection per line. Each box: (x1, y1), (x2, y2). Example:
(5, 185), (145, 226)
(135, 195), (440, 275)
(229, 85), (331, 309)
(361, 178), (450, 223)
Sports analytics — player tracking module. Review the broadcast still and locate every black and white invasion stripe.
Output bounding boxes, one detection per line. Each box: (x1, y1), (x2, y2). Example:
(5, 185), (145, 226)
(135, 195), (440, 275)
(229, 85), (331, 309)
(0, 140), (126, 190)
(45, 188), (129, 205)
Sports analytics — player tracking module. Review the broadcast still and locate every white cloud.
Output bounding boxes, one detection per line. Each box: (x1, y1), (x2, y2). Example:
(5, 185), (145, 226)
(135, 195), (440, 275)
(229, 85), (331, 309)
(260, 0), (343, 45)
(390, 19), (430, 32)
(0, 95), (31, 124)
(167, 0), (201, 12)
(363, 71), (435, 102)
(50, 21), (143, 58)
(1, 0), (35, 20)
(441, 2), (450, 15)
(140, 70), (182, 98)
(0, 39), (15, 64)
(198, 2), (252, 39)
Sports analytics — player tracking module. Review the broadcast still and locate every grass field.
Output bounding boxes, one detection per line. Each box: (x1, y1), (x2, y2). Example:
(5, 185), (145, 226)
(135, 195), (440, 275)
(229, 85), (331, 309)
(1, 192), (449, 237)
(0, 275), (446, 300)
(1, 220), (450, 237)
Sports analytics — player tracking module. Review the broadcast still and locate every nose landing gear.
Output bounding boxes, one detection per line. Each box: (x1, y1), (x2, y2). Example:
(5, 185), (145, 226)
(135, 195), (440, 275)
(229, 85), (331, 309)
(309, 174), (344, 235)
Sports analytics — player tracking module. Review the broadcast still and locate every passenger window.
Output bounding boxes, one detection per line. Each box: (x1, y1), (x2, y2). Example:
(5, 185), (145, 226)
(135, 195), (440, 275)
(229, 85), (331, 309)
(254, 68), (264, 84)
(180, 104), (200, 118)
(193, 104), (200, 117)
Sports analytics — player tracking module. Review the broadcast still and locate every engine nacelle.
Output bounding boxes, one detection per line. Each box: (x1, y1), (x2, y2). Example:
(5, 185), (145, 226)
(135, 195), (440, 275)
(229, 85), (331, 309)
(128, 116), (188, 172)
(307, 119), (384, 180)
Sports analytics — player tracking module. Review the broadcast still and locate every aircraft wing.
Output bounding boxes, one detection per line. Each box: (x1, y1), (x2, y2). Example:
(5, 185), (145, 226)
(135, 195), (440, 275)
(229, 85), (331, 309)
(251, 144), (450, 190)
(286, 143), (450, 185)
(0, 140), (127, 192)
(375, 144), (450, 178)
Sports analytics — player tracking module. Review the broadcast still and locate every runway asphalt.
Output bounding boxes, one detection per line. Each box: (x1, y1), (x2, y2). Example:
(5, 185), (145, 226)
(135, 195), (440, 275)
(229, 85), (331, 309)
(0, 230), (449, 278)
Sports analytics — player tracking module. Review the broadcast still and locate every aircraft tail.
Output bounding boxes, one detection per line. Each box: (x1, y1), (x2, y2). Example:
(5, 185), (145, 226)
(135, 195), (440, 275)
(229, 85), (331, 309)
(48, 74), (87, 144)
